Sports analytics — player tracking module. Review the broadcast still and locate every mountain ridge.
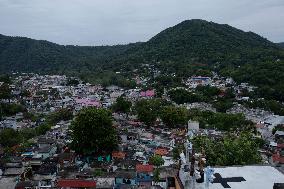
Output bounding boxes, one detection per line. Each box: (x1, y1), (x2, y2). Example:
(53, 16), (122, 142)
(0, 19), (283, 77)
(277, 42), (284, 48)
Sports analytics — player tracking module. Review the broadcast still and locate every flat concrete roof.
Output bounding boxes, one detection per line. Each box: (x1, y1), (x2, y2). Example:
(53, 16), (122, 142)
(194, 166), (284, 189)
(0, 177), (17, 189)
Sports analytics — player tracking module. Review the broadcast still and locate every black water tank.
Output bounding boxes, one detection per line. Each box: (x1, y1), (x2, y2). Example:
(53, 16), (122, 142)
(274, 183), (284, 189)
(167, 177), (175, 187)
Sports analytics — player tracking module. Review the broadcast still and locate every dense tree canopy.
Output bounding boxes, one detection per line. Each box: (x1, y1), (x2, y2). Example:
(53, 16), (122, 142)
(213, 99), (234, 113)
(35, 123), (52, 136)
(188, 109), (254, 132)
(46, 108), (73, 125)
(243, 99), (284, 116)
(0, 128), (23, 147)
(168, 86), (222, 105)
(112, 97), (132, 113)
(149, 155), (165, 167)
(135, 100), (158, 126)
(71, 108), (117, 155)
(192, 132), (263, 166)
(135, 99), (169, 126)
(153, 75), (183, 89)
(0, 123), (51, 148)
(160, 106), (188, 128)
(222, 60), (284, 102)
(0, 103), (26, 120)
(0, 74), (11, 83)
(66, 78), (79, 86)
(168, 89), (201, 104)
(0, 83), (11, 100)
(195, 85), (220, 99)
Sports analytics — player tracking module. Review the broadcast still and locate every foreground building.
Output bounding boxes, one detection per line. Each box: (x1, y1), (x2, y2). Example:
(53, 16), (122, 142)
(178, 165), (284, 189)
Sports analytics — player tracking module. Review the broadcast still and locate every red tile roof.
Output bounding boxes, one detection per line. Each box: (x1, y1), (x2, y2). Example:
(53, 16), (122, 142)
(155, 148), (169, 156)
(136, 164), (154, 173)
(112, 151), (126, 159)
(57, 179), (96, 188)
(255, 123), (265, 129)
(272, 153), (284, 164)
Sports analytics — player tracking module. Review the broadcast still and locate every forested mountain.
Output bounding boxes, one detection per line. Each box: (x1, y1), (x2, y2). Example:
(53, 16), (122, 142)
(277, 42), (284, 48)
(0, 34), (139, 74)
(1, 19), (284, 89)
(138, 19), (280, 63)
(113, 19), (283, 77)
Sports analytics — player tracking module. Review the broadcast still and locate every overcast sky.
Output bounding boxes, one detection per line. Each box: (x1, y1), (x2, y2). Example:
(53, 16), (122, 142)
(0, 0), (283, 46)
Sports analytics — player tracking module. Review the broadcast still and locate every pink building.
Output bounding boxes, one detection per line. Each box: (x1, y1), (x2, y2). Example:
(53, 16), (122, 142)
(140, 90), (155, 97)
(75, 98), (101, 107)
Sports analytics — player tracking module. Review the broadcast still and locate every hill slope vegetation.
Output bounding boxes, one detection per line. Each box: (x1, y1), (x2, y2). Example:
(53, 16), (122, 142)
(1, 19), (284, 98)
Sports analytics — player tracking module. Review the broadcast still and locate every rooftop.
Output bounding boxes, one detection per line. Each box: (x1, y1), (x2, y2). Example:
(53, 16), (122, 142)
(56, 179), (97, 188)
(189, 166), (284, 189)
(136, 164), (154, 173)
(112, 151), (126, 159)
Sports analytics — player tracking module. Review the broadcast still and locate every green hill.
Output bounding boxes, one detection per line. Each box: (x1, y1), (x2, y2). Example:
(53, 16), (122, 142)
(132, 19), (280, 63)
(116, 19), (283, 76)
(277, 42), (284, 48)
(1, 19), (284, 95)
(0, 34), (138, 74)
(1, 19), (283, 74)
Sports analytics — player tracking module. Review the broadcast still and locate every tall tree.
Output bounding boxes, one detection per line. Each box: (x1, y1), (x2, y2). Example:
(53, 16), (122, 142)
(0, 83), (11, 100)
(0, 128), (22, 147)
(192, 132), (262, 166)
(135, 100), (156, 126)
(112, 96), (132, 113)
(160, 106), (188, 128)
(46, 108), (73, 125)
(71, 108), (117, 155)
(149, 155), (165, 184)
(213, 99), (234, 113)
(0, 75), (11, 84)
(168, 89), (201, 104)
(149, 155), (165, 167)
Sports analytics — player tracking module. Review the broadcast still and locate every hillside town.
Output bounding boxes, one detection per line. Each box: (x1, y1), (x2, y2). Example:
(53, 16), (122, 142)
(1, 0), (284, 188)
(0, 72), (284, 189)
